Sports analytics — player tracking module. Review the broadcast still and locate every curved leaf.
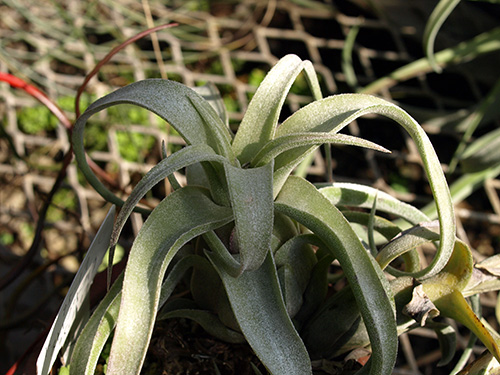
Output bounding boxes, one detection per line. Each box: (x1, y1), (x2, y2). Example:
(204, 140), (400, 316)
(72, 79), (235, 208)
(426, 321), (457, 367)
(37, 205), (116, 375)
(206, 250), (312, 375)
(232, 54), (322, 164)
(302, 286), (362, 360)
(320, 183), (429, 225)
(110, 144), (226, 247)
(70, 273), (123, 375)
(252, 132), (390, 167)
(342, 211), (421, 276)
(423, 0), (462, 73)
(272, 95), (454, 279)
(191, 82), (229, 127)
(275, 235), (317, 317)
(432, 289), (500, 362)
(376, 221), (440, 273)
(294, 253), (333, 325)
(105, 144), (229, 284)
(275, 176), (398, 375)
(106, 187), (233, 375)
(71, 254), (214, 375)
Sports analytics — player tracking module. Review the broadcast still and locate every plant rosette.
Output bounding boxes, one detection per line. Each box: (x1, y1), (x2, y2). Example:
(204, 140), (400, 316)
(37, 54), (500, 375)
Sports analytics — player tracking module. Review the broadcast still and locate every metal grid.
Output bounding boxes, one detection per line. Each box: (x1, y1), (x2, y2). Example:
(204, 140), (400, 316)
(1, 0), (500, 373)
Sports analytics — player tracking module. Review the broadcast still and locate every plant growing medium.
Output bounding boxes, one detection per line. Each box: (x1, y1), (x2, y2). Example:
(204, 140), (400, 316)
(35, 53), (500, 375)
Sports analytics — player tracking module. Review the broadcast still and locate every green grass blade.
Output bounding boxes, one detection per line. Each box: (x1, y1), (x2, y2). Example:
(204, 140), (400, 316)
(361, 27), (500, 95)
(459, 126), (500, 173)
(275, 176), (398, 375)
(342, 24), (360, 89)
(106, 187), (233, 375)
(206, 250), (312, 375)
(448, 76), (500, 173)
(72, 79), (234, 207)
(422, 0), (462, 73)
(421, 164), (500, 219)
(232, 54), (322, 164)
(224, 162), (274, 273)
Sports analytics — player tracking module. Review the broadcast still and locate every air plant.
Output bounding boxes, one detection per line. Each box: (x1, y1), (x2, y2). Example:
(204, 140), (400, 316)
(36, 53), (500, 375)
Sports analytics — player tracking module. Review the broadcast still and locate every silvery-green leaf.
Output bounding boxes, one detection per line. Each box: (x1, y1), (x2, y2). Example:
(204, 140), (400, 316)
(224, 162), (274, 273)
(106, 187), (233, 375)
(72, 79), (235, 208)
(37, 205), (115, 375)
(376, 221), (440, 272)
(302, 286), (362, 360)
(191, 82), (229, 127)
(252, 132), (390, 167)
(275, 235), (317, 317)
(320, 183), (429, 225)
(273, 94), (454, 279)
(71, 254), (214, 375)
(70, 273), (123, 375)
(207, 250), (312, 375)
(275, 176), (398, 375)
(232, 54), (322, 164)
(110, 144), (226, 247)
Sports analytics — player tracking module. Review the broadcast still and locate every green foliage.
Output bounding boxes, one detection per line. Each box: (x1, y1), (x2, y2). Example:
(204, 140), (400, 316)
(46, 188), (77, 222)
(38, 54), (500, 375)
(116, 131), (155, 162)
(18, 105), (59, 134)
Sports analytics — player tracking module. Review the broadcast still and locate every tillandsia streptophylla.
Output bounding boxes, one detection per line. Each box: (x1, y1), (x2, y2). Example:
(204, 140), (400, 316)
(38, 54), (500, 375)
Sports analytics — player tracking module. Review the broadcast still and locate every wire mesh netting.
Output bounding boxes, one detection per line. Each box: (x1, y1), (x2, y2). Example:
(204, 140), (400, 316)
(2, 0), (500, 373)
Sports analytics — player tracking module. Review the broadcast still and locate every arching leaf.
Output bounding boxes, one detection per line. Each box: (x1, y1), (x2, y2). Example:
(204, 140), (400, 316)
(273, 95), (454, 280)
(232, 54), (322, 164)
(423, 0), (462, 73)
(72, 79), (235, 208)
(275, 176), (398, 375)
(106, 187), (233, 375)
(206, 250), (312, 375)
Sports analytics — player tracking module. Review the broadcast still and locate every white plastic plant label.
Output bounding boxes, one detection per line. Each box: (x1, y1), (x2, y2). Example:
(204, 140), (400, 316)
(36, 205), (116, 375)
